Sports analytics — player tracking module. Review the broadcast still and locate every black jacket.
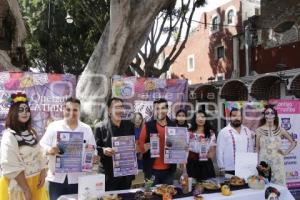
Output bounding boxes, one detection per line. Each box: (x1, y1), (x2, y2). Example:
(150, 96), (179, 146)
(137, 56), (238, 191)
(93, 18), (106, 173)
(95, 119), (135, 179)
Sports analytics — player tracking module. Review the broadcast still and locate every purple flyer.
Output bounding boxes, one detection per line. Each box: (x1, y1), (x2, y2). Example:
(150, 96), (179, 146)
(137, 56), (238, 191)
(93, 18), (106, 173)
(55, 131), (84, 173)
(112, 136), (138, 177)
(164, 127), (189, 164)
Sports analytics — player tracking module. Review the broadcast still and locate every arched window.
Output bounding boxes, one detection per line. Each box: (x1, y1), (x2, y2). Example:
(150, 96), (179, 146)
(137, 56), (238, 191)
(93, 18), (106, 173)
(227, 10), (234, 24)
(212, 16), (219, 31)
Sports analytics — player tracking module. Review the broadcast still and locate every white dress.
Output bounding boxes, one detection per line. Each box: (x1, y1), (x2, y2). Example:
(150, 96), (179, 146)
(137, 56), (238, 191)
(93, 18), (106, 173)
(0, 128), (48, 200)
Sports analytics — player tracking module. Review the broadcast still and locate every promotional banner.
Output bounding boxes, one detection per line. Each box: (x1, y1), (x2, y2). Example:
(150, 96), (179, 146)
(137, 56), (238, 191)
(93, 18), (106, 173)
(224, 101), (266, 131)
(0, 72), (76, 140)
(111, 76), (188, 121)
(269, 99), (300, 193)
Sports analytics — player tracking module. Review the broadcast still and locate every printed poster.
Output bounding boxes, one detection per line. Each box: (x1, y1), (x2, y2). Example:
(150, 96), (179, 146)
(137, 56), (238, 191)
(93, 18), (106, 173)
(112, 135), (138, 177)
(55, 131), (84, 173)
(164, 127), (189, 164)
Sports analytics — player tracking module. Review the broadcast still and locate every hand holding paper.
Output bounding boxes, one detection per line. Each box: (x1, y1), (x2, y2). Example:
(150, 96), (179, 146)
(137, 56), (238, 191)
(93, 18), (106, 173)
(103, 147), (115, 157)
(47, 146), (60, 156)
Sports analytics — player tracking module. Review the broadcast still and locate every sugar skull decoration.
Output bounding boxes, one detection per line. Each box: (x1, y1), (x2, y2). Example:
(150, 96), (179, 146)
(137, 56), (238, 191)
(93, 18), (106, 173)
(257, 161), (272, 182)
(265, 186), (280, 200)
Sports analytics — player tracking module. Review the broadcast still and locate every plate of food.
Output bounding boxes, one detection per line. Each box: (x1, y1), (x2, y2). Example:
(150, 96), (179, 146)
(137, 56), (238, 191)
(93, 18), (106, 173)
(200, 180), (221, 191)
(101, 194), (122, 200)
(194, 194), (204, 200)
(229, 176), (246, 186)
(193, 183), (205, 196)
(153, 184), (177, 196)
(247, 175), (267, 190)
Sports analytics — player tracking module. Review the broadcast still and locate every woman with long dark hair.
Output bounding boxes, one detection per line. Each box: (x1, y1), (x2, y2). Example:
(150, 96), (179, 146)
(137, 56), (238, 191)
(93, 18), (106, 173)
(0, 93), (48, 200)
(187, 110), (216, 181)
(256, 105), (296, 185)
(175, 109), (189, 128)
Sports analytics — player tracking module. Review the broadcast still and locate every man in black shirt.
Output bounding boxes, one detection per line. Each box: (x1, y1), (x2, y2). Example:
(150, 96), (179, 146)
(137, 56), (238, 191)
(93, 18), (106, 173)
(95, 97), (135, 191)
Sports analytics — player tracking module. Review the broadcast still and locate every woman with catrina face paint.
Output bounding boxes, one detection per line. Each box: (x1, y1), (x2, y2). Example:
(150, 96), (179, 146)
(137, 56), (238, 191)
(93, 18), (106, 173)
(256, 105), (297, 186)
(0, 93), (48, 200)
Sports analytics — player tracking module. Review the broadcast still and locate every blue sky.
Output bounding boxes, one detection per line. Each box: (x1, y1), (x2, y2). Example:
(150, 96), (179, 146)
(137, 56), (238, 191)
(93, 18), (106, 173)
(192, 0), (233, 27)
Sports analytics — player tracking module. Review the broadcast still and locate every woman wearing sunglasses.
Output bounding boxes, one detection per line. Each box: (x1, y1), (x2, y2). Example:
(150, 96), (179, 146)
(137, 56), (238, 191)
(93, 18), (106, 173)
(0, 93), (48, 200)
(255, 105), (297, 186)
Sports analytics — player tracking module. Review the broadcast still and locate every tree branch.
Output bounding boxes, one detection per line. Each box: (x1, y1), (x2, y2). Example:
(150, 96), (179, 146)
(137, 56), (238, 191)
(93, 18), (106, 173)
(130, 55), (144, 77)
(151, 57), (171, 77)
(170, 0), (197, 63)
(154, 12), (169, 46)
(128, 0), (202, 78)
(168, 0), (189, 58)
(157, 13), (173, 56)
(140, 44), (148, 61)
(79, 1), (102, 31)
(153, 12), (163, 39)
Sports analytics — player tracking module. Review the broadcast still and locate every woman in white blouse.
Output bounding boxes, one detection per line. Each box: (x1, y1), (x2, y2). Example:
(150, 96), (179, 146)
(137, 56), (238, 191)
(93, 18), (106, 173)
(0, 93), (48, 200)
(187, 110), (216, 181)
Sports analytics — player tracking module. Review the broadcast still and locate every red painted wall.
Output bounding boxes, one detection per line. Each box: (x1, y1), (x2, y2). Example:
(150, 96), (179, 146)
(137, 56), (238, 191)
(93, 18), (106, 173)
(165, 0), (242, 84)
(240, 41), (300, 75)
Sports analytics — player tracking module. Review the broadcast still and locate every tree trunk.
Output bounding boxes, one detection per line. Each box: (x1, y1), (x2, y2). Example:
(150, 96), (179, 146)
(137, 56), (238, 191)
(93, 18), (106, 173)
(0, 50), (20, 71)
(76, 0), (176, 121)
(0, 0), (26, 70)
(7, 0), (27, 48)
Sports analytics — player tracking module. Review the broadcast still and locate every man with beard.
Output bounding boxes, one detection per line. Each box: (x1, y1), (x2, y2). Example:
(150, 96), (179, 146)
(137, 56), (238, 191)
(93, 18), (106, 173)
(217, 108), (254, 175)
(139, 98), (177, 185)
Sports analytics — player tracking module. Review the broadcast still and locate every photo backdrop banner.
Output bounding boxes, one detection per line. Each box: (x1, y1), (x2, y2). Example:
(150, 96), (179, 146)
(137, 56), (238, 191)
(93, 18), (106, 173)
(111, 76), (188, 121)
(0, 72), (76, 139)
(270, 99), (300, 193)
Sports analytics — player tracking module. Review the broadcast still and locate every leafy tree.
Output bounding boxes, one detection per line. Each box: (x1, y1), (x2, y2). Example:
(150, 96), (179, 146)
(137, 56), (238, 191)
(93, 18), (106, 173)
(19, 0), (109, 75)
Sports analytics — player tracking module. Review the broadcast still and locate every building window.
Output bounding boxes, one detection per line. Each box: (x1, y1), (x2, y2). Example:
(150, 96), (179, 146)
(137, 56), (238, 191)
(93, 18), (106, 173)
(216, 46), (225, 59)
(212, 16), (219, 31)
(227, 10), (234, 24)
(187, 55), (195, 72)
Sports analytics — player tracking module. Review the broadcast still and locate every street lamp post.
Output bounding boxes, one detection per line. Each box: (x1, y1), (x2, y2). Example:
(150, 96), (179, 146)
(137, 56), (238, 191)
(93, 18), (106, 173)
(46, 0), (52, 73)
(46, 0), (73, 73)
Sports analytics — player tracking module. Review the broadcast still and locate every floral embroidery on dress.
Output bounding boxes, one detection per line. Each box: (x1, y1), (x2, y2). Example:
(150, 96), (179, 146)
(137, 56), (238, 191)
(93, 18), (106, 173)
(258, 127), (286, 186)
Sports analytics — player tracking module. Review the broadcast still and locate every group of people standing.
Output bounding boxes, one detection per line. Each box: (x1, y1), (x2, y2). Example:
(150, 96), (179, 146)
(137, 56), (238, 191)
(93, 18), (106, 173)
(0, 93), (297, 200)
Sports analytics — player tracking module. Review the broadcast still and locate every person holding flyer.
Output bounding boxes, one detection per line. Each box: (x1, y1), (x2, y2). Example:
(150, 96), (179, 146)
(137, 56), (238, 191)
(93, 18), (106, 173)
(95, 97), (135, 191)
(217, 108), (254, 175)
(40, 97), (97, 200)
(187, 110), (216, 181)
(139, 98), (177, 185)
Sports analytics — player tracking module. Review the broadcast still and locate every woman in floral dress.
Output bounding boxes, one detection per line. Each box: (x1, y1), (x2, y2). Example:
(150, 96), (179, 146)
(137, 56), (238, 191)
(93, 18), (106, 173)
(187, 110), (216, 181)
